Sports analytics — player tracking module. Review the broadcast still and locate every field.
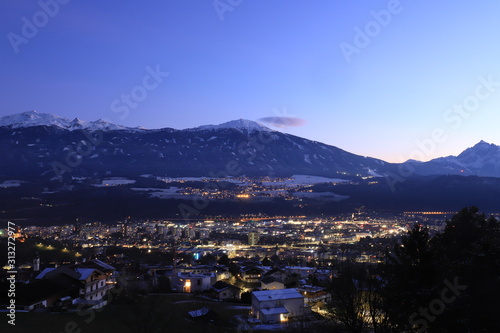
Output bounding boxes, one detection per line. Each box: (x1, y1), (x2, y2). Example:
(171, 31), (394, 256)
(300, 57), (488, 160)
(0, 293), (252, 333)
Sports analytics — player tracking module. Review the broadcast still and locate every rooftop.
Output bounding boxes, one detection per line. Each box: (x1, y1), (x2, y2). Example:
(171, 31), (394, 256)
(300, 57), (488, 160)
(252, 288), (303, 302)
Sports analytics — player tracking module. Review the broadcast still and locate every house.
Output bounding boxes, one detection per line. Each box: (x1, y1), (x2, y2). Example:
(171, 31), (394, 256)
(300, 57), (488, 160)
(172, 272), (215, 293)
(297, 285), (331, 306)
(240, 266), (264, 283)
(312, 268), (333, 285)
(210, 281), (241, 301)
(179, 265), (213, 274)
(250, 289), (310, 324)
(32, 259), (116, 310)
(285, 266), (316, 279)
(37, 267), (113, 305)
(262, 267), (288, 282)
(76, 258), (116, 278)
(214, 266), (231, 281)
(260, 276), (285, 290)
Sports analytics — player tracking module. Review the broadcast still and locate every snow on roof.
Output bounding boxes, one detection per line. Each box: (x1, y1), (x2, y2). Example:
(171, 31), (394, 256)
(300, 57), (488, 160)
(75, 268), (96, 280)
(35, 267), (56, 279)
(252, 288), (303, 302)
(242, 266), (264, 273)
(285, 266), (316, 271)
(260, 307), (288, 315)
(263, 267), (286, 275)
(188, 307), (211, 318)
(178, 272), (214, 278)
(211, 281), (239, 292)
(90, 259), (116, 271)
(297, 285), (325, 293)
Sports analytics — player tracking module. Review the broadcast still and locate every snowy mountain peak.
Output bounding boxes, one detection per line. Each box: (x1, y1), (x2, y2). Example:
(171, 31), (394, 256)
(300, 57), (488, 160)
(472, 140), (495, 149)
(69, 118), (86, 128)
(458, 140), (499, 157)
(0, 112), (273, 134)
(0, 111), (137, 132)
(450, 140), (500, 170)
(86, 119), (130, 131)
(191, 119), (272, 133)
(0, 110), (72, 129)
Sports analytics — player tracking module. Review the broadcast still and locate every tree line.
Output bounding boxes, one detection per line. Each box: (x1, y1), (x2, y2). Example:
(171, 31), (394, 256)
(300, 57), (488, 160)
(328, 207), (500, 332)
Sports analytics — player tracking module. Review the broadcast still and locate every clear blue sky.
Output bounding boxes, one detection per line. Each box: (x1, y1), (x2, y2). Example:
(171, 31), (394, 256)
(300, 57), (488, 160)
(2, 0), (500, 162)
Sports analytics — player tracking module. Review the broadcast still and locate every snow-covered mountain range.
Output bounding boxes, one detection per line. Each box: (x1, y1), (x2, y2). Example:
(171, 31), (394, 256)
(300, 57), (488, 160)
(0, 111), (271, 133)
(1, 111), (500, 180)
(189, 119), (272, 133)
(0, 111), (140, 131)
(403, 140), (500, 178)
(0, 111), (394, 180)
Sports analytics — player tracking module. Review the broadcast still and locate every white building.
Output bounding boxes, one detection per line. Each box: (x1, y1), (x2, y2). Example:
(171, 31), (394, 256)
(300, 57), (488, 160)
(260, 276), (285, 290)
(35, 259), (116, 308)
(262, 267), (288, 282)
(251, 289), (310, 324)
(210, 281), (241, 301)
(248, 232), (259, 245)
(240, 266), (264, 283)
(172, 272), (215, 293)
(297, 285), (331, 306)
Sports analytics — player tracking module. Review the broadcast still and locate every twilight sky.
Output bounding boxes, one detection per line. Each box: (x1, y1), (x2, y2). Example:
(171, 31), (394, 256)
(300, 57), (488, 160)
(2, 0), (500, 162)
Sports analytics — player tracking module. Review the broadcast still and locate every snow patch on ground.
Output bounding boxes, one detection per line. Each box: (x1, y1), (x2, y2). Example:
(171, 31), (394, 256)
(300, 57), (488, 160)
(0, 180), (22, 188)
(262, 175), (346, 187)
(93, 178), (136, 187)
(132, 187), (189, 199)
(159, 176), (209, 182)
(367, 168), (383, 177)
(293, 191), (349, 201)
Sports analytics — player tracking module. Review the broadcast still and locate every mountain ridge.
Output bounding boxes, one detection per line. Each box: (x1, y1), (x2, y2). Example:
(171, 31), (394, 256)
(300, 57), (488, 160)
(1, 111), (500, 179)
(0, 111), (272, 133)
(0, 110), (144, 132)
(0, 111), (394, 180)
(405, 140), (500, 178)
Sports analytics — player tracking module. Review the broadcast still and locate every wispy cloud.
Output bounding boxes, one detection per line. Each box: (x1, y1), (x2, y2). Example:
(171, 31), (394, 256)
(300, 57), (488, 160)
(258, 116), (306, 129)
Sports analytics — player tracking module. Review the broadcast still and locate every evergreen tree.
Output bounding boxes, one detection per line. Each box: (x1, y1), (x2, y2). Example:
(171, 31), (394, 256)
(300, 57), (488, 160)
(217, 253), (230, 266)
